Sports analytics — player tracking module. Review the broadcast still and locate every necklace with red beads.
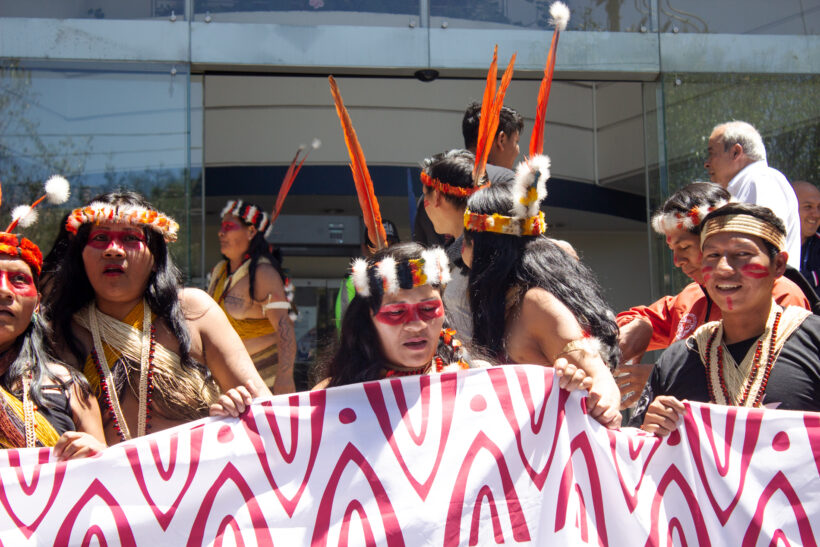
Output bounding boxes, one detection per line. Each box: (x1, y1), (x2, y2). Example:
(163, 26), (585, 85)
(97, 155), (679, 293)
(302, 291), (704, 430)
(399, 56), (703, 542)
(89, 301), (155, 441)
(704, 310), (781, 407)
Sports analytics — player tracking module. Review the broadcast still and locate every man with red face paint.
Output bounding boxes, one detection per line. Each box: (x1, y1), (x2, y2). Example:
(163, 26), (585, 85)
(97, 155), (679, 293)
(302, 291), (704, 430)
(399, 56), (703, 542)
(631, 203), (820, 435)
(615, 183), (809, 409)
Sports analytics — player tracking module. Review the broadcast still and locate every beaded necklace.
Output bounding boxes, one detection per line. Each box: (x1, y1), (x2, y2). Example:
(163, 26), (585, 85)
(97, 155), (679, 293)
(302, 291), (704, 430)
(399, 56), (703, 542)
(89, 301), (155, 441)
(21, 370), (36, 448)
(704, 311), (781, 407)
(383, 328), (470, 378)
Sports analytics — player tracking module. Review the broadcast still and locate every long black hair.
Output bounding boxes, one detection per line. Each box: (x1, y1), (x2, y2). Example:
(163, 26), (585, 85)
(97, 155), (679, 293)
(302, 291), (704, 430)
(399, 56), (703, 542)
(44, 191), (195, 369)
(322, 242), (453, 387)
(464, 183), (620, 367)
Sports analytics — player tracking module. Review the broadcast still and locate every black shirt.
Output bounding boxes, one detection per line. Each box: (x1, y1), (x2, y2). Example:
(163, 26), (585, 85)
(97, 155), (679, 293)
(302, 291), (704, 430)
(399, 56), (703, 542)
(630, 314), (820, 426)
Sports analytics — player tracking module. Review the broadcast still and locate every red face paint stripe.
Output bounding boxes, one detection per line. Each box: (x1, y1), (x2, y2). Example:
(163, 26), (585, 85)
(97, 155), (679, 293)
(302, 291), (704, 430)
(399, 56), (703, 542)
(740, 264), (770, 279)
(0, 270), (37, 297)
(374, 301), (444, 326)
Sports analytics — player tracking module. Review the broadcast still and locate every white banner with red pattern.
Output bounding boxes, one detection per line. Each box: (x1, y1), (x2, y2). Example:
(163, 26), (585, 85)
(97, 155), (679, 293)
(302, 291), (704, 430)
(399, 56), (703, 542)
(0, 365), (818, 545)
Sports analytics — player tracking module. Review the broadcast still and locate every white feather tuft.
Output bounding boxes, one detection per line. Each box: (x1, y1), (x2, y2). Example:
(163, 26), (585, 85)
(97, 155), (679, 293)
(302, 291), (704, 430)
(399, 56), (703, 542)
(512, 155), (550, 218)
(220, 200), (241, 219)
(44, 175), (70, 204)
(549, 1), (570, 31)
(351, 258), (371, 297)
(378, 256), (399, 295)
(311, 138), (322, 149)
(432, 247), (451, 285)
(12, 205), (38, 228)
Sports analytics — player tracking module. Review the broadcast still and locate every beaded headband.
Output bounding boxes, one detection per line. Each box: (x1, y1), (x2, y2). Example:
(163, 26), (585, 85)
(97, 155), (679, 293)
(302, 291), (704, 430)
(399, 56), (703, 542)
(66, 202), (180, 242)
(0, 233), (43, 276)
(651, 199), (729, 234)
(351, 248), (451, 298)
(221, 200), (272, 238)
(700, 213), (786, 251)
(463, 155), (550, 237)
(420, 172), (488, 199)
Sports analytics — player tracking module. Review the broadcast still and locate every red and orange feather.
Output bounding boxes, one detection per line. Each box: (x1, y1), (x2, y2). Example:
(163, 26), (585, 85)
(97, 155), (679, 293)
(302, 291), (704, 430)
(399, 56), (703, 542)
(271, 146), (309, 224)
(474, 48), (517, 185)
(328, 76), (387, 250)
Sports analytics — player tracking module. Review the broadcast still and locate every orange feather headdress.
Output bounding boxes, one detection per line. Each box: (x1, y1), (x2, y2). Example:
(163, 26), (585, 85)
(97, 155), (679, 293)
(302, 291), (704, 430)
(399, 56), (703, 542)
(529, 1), (570, 158)
(328, 76), (387, 251)
(474, 46), (517, 186)
(270, 139), (321, 226)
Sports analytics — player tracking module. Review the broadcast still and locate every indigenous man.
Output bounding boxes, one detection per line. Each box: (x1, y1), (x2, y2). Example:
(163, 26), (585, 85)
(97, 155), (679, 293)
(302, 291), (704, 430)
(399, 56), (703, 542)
(616, 183), (809, 407)
(208, 200), (296, 395)
(633, 202), (820, 435)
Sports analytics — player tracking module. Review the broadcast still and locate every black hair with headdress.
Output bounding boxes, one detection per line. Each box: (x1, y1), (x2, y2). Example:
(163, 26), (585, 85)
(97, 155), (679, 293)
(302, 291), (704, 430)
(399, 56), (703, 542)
(463, 156), (620, 368)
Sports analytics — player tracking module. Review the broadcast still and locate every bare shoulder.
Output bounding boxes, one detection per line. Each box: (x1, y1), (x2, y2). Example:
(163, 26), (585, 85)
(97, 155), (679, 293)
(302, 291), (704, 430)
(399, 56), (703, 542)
(253, 263), (286, 291)
(312, 377), (331, 391)
(43, 362), (75, 384)
(520, 287), (565, 317)
(179, 287), (219, 319)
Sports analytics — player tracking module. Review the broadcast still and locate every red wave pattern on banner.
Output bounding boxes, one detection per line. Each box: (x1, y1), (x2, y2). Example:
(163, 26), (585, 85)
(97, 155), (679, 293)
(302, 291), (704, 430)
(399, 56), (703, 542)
(0, 365), (815, 544)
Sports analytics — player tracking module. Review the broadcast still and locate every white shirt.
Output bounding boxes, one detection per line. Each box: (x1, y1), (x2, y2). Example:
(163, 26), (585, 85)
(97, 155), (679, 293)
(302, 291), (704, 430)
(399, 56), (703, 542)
(727, 160), (800, 268)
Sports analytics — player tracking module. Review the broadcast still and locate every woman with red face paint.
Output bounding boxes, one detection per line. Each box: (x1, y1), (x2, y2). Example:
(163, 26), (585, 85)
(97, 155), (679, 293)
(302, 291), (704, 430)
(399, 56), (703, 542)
(45, 192), (270, 445)
(316, 243), (474, 387)
(207, 200), (296, 395)
(0, 231), (106, 457)
(632, 203), (820, 435)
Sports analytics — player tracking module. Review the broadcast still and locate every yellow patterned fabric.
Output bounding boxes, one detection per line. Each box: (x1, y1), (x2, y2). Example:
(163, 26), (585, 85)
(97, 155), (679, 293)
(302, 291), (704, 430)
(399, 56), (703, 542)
(0, 386), (59, 449)
(79, 301), (217, 421)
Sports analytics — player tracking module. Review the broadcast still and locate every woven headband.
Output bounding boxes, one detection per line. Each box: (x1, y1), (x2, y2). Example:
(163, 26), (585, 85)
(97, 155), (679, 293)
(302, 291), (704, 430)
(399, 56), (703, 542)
(221, 200), (272, 238)
(463, 210), (547, 236)
(651, 199), (729, 234)
(351, 248), (451, 298)
(700, 213), (786, 252)
(421, 172), (487, 199)
(66, 202), (179, 242)
(0, 233), (43, 276)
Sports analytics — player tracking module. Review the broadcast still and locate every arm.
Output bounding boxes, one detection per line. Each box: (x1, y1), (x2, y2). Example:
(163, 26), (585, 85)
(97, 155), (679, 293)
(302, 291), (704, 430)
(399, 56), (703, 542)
(521, 289), (621, 429)
(773, 276), (811, 310)
(255, 265), (296, 395)
(616, 294), (679, 356)
(50, 365), (107, 460)
(181, 288), (272, 413)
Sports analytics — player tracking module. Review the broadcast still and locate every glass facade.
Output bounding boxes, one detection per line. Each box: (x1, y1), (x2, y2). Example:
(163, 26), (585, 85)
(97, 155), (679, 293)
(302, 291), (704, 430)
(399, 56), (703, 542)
(0, 60), (203, 281)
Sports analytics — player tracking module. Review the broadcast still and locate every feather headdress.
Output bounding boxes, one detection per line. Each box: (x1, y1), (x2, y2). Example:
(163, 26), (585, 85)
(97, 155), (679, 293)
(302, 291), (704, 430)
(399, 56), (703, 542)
(270, 138), (321, 225)
(474, 46), (517, 186)
(529, 1), (570, 158)
(351, 247), (451, 297)
(463, 155), (551, 237)
(6, 174), (71, 232)
(328, 76), (387, 250)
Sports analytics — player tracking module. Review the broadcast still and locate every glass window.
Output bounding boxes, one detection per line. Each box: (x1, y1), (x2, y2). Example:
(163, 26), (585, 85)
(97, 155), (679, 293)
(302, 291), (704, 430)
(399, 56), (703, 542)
(0, 60), (202, 281)
(0, 0), (185, 20)
(192, 0), (420, 25)
(658, 0), (819, 34)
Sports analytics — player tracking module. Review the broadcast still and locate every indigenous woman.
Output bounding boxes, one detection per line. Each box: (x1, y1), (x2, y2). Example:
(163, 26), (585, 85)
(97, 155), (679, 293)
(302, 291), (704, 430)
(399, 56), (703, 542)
(318, 243), (473, 387)
(462, 156), (622, 428)
(46, 192), (270, 445)
(0, 232), (106, 457)
(207, 200), (296, 395)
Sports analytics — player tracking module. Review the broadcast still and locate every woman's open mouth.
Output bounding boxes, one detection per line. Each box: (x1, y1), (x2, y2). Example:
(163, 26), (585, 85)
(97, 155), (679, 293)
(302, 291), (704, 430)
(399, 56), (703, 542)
(403, 338), (428, 351)
(103, 265), (125, 276)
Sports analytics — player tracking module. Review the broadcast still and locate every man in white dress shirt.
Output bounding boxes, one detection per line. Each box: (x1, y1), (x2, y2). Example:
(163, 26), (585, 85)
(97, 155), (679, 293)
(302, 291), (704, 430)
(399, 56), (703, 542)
(704, 120), (800, 268)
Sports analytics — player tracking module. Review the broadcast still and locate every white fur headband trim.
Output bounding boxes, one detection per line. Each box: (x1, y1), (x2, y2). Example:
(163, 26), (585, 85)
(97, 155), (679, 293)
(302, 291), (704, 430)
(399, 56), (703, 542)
(651, 199), (729, 235)
(512, 155), (550, 218)
(351, 258), (370, 297)
(378, 256), (399, 295)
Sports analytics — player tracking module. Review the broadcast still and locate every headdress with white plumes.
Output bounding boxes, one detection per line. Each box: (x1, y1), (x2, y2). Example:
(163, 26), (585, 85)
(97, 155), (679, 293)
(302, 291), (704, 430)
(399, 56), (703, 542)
(464, 155), (550, 237)
(0, 178), (48, 276)
(220, 199), (271, 236)
(5, 174), (72, 232)
(351, 247), (451, 298)
(651, 198), (730, 235)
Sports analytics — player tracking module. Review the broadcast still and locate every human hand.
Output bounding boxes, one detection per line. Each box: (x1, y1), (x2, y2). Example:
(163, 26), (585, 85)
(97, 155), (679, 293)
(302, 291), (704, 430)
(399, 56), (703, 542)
(554, 357), (594, 392)
(585, 371), (622, 429)
(53, 431), (106, 461)
(618, 318), (653, 363)
(209, 380), (258, 418)
(614, 363), (654, 409)
(640, 395), (685, 437)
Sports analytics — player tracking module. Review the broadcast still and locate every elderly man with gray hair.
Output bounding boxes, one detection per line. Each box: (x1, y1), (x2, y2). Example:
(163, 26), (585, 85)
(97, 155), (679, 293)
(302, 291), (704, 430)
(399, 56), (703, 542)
(704, 120), (800, 268)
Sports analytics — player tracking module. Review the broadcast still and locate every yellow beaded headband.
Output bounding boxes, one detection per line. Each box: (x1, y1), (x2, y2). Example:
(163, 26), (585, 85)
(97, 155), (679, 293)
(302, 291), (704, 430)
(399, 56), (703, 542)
(700, 213), (786, 251)
(351, 248), (451, 297)
(66, 202), (180, 242)
(463, 155), (551, 237)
